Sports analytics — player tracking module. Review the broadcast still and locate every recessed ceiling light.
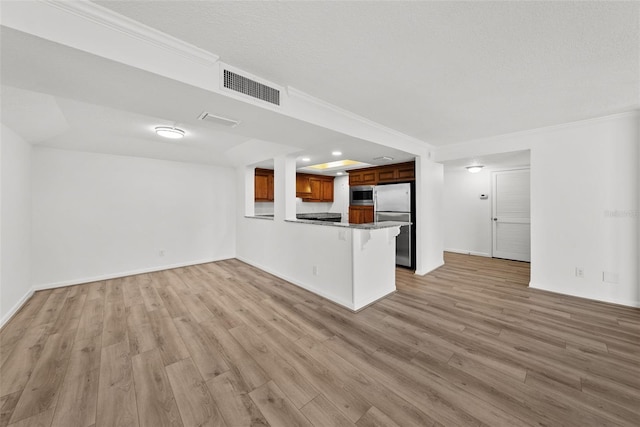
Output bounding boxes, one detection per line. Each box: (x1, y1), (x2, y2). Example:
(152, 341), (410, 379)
(373, 156), (394, 161)
(155, 126), (185, 139)
(301, 157), (311, 162)
(466, 165), (484, 173)
(332, 151), (342, 156)
(336, 172), (344, 175)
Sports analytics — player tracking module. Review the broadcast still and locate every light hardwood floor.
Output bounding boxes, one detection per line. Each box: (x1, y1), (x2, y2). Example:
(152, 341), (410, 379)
(1, 252), (639, 426)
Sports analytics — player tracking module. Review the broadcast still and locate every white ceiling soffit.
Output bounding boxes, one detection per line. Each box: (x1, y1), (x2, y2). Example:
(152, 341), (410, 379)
(0, 28), (415, 167)
(0, 85), (69, 143)
(442, 150), (531, 171)
(1, 1), (430, 157)
(93, 0), (640, 145)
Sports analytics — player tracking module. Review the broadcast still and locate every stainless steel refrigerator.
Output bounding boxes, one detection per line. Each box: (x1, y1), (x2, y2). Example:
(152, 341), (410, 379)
(374, 182), (414, 268)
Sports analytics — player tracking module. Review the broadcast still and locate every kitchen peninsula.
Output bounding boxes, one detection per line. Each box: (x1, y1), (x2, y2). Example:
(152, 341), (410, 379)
(241, 214), (406, 311)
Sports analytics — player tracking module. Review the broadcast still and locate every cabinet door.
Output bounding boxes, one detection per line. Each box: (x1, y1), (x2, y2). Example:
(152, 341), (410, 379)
(349, 172), (362, 186)
(267, 174), (274, 201)
(254, 174), (269, 201)
(296, 174), (311, 198)
(376, 167), (397, 183)
(308, 178), (322, 201)
(397, 163), (415, 181)
(349, 206), (374, 224)
(321, 179), (334, 202)
(361, 171), (377, 185)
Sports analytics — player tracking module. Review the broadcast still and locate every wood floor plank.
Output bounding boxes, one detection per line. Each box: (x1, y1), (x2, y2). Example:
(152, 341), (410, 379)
(96, 340), (138, 427)
(0, 392), (21, 427)
(199, 318), (269, 392)
(2, 252), (638, 427)
(0, 323), (51, 396)
(248, 381), (312, 427)
(50, 335), (101, 427)
(205, 371), (268, 427)
(147, 308), (190, 366)
(165, 358), (225, 427)
(126, 304), (156, 356)
(10, 329), (75, 424)
(102, 301), (128, 348)
(229, 325), (319, 409)
(300, 395), (356, 427)
(131, 349), (182, 427)
(7, 407), (54, 427)
(172, 315), (229, 381)
(356, 406), (401, 427)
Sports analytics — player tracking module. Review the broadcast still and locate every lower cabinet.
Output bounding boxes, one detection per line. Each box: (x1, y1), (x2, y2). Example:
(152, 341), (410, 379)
(349, 206), (374, 224)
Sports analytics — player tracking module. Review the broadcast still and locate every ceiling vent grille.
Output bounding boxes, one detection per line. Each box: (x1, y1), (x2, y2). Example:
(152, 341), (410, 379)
(197, 112), (240, 128)
(223, 69), (280, 106)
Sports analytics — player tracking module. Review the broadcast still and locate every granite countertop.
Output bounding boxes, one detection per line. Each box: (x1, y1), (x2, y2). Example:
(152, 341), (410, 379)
(285, 219), (410, 230)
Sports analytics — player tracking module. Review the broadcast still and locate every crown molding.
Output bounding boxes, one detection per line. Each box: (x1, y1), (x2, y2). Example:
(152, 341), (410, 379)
(42, 0), (219, 66)
(286, 86), (434, 153)
(445, 108), (639, 151)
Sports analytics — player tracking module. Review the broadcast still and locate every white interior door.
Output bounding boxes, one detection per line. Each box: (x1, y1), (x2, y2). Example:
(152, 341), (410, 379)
(492, 169), (531, 262)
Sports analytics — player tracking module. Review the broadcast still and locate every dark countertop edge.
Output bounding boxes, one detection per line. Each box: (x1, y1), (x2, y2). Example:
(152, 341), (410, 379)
(285, 219), (410, 230)
(245, 215), (274, 220)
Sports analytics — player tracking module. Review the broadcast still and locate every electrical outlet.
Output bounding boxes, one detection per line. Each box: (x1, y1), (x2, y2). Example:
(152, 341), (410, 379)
(312, 266), (319, 276)
(159, 250), (165, 257)
(575, 267), (584, 278)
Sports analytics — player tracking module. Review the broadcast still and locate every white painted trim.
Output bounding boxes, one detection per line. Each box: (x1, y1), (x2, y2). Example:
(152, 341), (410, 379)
(444, 248), (491, 258)
(236, 256), (356, 311)
(31, 256), (234, 291)
(414, 260), (445, 276)
(529, 282), (640, 309)
(42, 0), (219, 66)
(0, 288), (35, 329)
(287, 86), (433, 152)
(436, 110), (640, 162)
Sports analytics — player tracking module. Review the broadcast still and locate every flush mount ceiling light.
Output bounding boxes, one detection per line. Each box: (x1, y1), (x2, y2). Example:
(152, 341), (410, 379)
(466, 165), (484, 173)
(332, 151), (342, 156)
(155, 126), (185, 139)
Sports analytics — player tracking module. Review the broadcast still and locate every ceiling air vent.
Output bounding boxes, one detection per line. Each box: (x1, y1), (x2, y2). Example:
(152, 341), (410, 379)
(223, 69), (280, 106)
(197, 112), (240, 128)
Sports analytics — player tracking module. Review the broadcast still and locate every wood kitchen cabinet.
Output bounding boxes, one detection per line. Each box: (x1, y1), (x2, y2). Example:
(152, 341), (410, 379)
(349, 206), (374, 224)
(297, 173), (334, 202)
(254, 168), (274, 202)
(256, 170), (334, 202)
(349, 161), (415, 186)
(348, 170), (377, 186)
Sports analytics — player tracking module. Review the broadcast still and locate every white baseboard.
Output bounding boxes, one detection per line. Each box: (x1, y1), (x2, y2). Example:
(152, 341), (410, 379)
(529, 281), (640, 308)
(236, 256), (356, 311)
(445, 248), (491, 257)
(0, 288), (35, 329)
(31, 256), (234, 291)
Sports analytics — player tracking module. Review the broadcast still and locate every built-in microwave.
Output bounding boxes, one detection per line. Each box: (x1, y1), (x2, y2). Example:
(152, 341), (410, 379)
(350, 185), (374, 206)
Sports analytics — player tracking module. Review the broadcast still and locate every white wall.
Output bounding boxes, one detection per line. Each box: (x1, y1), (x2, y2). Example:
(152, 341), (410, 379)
(0, 125), (33, 324)
(443, 168), (493, 256)
(437, 111), (640, 307)
(31, 148), (236, 288)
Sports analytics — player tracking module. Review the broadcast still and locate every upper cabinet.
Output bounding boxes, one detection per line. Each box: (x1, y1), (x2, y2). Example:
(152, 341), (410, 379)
(349, 161), (415, 186)
(297, 174), (334, 202)
(256, 169), (334, 203)
(255, 168), (274, 202)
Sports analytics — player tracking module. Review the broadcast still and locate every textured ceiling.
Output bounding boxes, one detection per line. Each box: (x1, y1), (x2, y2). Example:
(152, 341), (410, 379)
(94, 0), (639, 145)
